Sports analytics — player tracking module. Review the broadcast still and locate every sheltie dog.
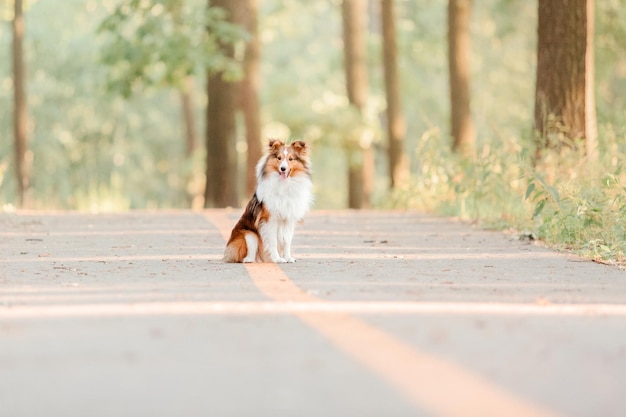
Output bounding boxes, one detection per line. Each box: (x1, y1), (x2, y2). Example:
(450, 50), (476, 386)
(223, 139), (313, 263)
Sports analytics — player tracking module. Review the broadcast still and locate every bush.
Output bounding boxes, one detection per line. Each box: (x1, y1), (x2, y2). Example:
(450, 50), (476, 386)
(391, 127), (626, 266)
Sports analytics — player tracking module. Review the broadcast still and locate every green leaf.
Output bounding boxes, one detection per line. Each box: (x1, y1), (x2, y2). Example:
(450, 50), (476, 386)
(532, 199), (546, 219)
(525, 183), (535, 200)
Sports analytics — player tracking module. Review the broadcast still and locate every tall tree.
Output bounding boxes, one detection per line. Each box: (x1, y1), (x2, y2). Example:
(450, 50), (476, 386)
(381, 0), (408, 189)
(180, 77), (199, 157)
(204, 0), (239, 208)
(12, 0), (29, 207)
(448, 0), (475, 157)
(342, 0), (373, 209)
(584, 0), (597, 163)
(98, 1), (245, 207)
(534, 0), (597, 161)
(241, 0), (262, 196)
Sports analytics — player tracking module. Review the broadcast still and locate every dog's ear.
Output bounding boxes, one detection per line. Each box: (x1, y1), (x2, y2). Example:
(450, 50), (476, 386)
(291, 141), (308, 156)
(268, 139), (284, 151)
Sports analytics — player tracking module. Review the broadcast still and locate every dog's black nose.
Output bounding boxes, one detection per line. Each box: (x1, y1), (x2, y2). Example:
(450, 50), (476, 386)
(280, 166), (287, 172)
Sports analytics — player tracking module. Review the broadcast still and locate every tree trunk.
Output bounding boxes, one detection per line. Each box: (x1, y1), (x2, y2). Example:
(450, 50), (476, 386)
(180, 76), (203, 208)
(12, 0), (29, 207)
(448, 0), (475, 157)
(381, 0), (408, 189)
(342, 0), (372, 209)
(180, 76), (198, 157)
(241, 0), (262, 196)
(204, 0), (239, 208)
(584, 0), (597, 162)
(534, 0), (596, 161)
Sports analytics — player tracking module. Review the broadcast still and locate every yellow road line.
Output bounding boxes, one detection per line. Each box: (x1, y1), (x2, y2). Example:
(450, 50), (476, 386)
(205, 210), (564, 417)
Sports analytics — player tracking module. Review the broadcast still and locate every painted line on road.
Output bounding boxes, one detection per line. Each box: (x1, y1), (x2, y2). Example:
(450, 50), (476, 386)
(204, 210), (564, 417)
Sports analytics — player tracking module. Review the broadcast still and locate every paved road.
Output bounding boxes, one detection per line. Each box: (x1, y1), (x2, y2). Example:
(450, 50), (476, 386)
(1, 210), (625, 417)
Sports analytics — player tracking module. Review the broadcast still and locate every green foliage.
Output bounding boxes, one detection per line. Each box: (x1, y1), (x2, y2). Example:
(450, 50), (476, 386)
(391, 129), (626, 264)
(0, 0), (202, 210)
(388, 128), (533, 229)
(596, 0), (626, 129)
(259, 0), (345, 141)
(98, 0), (247, 97)
(525, 150), (626, 263)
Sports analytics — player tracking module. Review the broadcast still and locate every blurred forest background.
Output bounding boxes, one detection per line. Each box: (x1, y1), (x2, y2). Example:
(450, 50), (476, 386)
(1, 0), (626, 261)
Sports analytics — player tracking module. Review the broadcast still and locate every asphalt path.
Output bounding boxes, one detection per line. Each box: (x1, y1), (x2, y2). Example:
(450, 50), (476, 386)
(1, 210), (625, 417)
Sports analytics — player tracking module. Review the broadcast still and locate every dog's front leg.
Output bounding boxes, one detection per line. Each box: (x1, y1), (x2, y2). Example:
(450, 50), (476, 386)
(260, 220), (285, 263)
(279, 222), (296, 263)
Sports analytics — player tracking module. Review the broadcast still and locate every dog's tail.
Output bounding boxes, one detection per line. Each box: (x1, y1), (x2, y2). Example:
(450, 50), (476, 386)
(223, 230), (264, 263)
(223, 244), (243, 263)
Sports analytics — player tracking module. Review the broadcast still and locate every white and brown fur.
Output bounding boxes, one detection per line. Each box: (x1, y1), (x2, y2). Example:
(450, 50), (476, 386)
(223, 139), (313, 263)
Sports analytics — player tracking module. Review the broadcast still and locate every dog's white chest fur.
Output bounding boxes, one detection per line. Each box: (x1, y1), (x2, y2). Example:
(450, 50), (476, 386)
(256, 174), (313, 221)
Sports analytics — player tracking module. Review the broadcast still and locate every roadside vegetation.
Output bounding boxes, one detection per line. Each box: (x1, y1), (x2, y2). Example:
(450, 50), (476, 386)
(390, 127), (626, 265)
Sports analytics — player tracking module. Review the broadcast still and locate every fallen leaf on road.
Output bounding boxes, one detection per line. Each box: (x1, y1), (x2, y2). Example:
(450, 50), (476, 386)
(535, 296), (550, 305)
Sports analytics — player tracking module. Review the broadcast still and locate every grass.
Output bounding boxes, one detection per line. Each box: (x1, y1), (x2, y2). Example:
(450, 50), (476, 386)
(389, 126), (626, 267)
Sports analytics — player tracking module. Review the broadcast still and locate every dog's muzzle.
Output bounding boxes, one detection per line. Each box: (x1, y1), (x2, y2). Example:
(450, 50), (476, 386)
(279, 161), (289, 178)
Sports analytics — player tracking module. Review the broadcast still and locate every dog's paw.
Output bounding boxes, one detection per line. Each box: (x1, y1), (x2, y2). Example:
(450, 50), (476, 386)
(272, 257), (287, 263)
(284, 256), (296, 263)
(242, 257), (255, 263)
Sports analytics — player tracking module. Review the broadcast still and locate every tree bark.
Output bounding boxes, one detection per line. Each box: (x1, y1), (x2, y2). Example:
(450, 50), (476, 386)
(342, 0), (372, 209)
(180, 76), (198, 157)
(584, 0), (598, 162)
(12, 0), (29, 207)
(534, 0), (596, 161)
(204, 0), (239, 208)
(381, 0), (408, 189)
(241, 0), (262, 196)
(448, 0), (475, 157)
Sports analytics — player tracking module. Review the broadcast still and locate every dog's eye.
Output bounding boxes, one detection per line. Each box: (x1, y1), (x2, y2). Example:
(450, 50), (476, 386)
(289, 157), (294, 161)
(276, 155), (282, 161)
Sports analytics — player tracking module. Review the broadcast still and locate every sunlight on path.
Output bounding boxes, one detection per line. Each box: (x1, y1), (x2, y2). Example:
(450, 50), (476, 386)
(204, 210), (565, 417)
(3, 300), (626, 319)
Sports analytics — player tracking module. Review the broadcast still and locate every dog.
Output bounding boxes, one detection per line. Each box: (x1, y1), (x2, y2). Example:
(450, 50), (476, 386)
(223, 139), (313, 263)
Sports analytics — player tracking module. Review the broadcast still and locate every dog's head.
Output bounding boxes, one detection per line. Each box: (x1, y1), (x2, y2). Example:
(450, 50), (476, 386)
(262, 139), (310, 180)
